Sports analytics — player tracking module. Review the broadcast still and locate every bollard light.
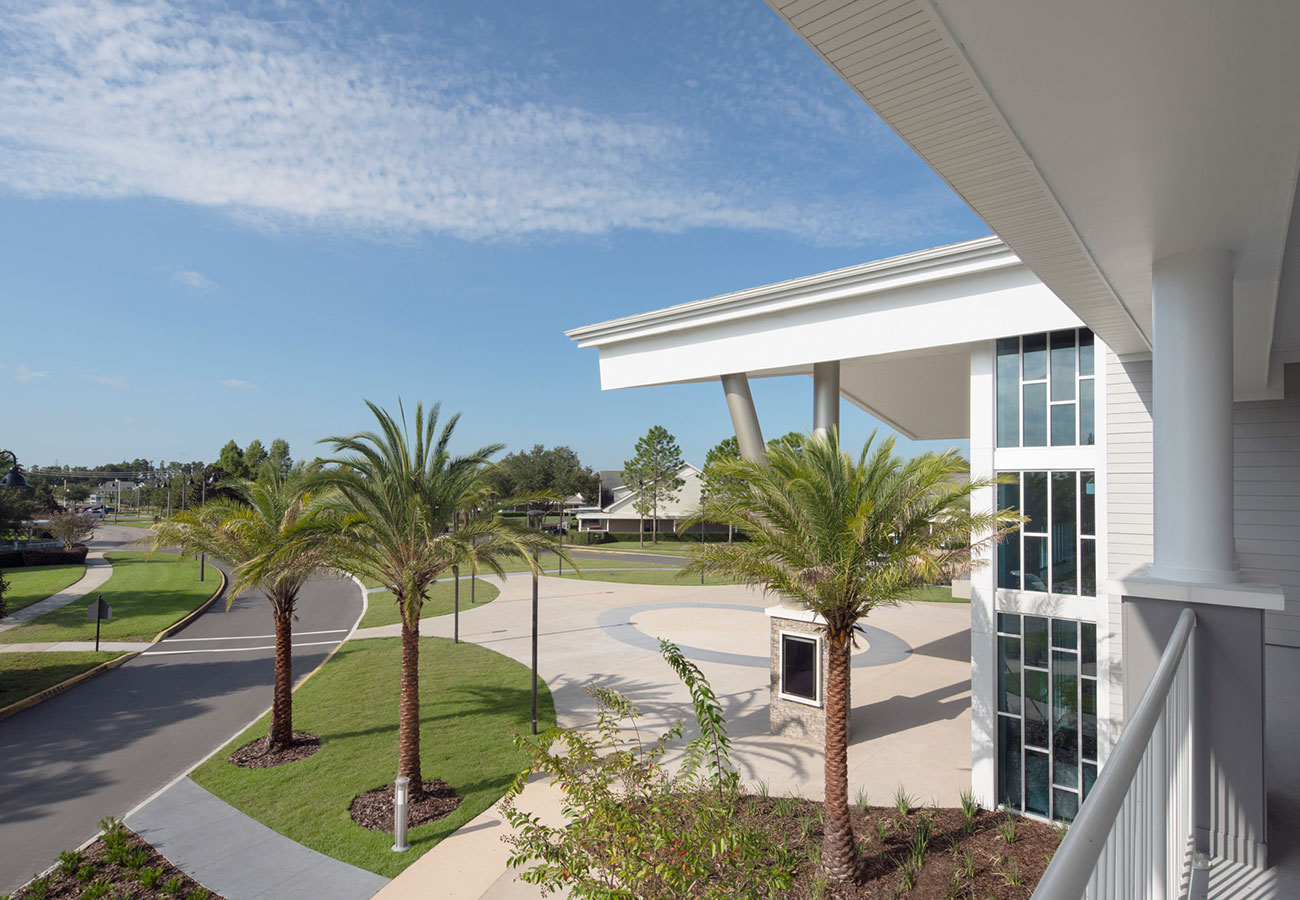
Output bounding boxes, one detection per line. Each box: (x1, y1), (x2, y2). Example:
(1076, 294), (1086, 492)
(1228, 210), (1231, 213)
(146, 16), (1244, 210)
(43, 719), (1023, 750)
(392, 776), (411, 852)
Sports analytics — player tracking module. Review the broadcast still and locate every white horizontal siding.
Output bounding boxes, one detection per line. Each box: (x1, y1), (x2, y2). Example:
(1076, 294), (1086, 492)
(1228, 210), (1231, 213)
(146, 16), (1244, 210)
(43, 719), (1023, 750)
(1235, 365), (1300, 647)
(1106, 351), (1154, 725)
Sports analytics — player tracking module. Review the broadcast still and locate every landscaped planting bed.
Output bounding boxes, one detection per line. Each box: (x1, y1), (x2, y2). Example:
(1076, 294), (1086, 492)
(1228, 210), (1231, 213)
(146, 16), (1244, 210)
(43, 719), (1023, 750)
(6, 818), (220, 900)
(730, 791), (1060, 899)
(192, 635), (554, 878)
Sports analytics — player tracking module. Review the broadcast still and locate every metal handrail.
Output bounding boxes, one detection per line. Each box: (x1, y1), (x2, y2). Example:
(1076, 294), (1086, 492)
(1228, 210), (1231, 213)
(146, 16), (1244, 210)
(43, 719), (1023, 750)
(1031, 607), (1196, 898)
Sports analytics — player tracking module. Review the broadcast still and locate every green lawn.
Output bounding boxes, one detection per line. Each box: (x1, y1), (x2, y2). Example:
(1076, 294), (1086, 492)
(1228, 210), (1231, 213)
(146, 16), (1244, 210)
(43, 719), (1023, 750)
(192, 636), (554, 877)
(0, 651), (119, 707)
(905, 585), (963, 603)
(1, 564), (86, 614)
(553, 565), (738, 586)
(0, 552), (217, 644)
(360, 578), (501, 629)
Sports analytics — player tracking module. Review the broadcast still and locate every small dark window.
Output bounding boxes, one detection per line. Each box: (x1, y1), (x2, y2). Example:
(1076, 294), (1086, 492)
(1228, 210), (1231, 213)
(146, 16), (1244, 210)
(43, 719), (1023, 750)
(781, 634), (819, 702)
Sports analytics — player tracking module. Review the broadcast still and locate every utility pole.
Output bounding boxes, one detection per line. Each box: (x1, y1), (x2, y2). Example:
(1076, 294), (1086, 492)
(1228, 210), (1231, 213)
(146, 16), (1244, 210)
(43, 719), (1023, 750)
(531, 548), (539, 735)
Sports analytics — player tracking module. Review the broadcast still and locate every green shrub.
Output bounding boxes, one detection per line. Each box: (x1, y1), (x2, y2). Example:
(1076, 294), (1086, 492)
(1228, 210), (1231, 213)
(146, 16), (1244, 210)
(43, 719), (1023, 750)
(81, 877), (112, 900)
(138, 867), (164, 889)
(501, 639), (793, 898)
(55, 850), (83, 876)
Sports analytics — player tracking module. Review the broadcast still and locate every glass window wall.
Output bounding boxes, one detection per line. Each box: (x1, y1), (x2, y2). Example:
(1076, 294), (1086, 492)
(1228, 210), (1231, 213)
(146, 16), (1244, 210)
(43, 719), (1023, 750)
(997, 470), (1096, 597)
(996, 329), (1096, 447)
(997, 615), (1099, 823)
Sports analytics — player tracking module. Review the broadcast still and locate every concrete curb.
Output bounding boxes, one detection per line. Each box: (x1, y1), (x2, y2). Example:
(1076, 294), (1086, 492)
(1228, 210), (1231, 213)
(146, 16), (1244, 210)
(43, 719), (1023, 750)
(0, 561), (228, 724)
(150, 564), (228, 643)
(0, 648), (141, 723)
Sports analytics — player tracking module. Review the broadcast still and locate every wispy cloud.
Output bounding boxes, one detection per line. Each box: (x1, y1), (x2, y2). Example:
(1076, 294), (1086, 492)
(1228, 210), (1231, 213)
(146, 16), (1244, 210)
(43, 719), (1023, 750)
(0, 0), (955, 245)
(171, 269), (216, 291)
(91, 374), (127, 388)
(15, 364), (47, 383)
(222, 378), (259, 391)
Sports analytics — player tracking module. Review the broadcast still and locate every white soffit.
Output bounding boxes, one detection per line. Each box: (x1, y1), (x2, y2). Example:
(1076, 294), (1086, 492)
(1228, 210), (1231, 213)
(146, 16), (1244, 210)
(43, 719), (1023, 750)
(766, 0), (1300, 383)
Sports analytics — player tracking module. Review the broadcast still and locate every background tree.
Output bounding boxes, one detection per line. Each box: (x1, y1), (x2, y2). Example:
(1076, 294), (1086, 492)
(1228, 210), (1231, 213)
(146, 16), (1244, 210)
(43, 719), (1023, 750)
(488, 445), (598, 519)
(622, 425), (685, 546)
(684, 432), (1020, 886)
(151, 472), (326, 751)
(243, 439), (269, 474)
(218, 440), (251, 479)
(266, 438), (293, 478)
(45, 512), (97, 547)
(702, 436), (740, 543)
(300, 401), (567, 798)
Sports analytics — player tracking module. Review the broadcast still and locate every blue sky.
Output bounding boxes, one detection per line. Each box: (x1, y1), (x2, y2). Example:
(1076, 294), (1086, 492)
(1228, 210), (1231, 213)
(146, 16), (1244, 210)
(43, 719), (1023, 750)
(0, 0), (986, 471)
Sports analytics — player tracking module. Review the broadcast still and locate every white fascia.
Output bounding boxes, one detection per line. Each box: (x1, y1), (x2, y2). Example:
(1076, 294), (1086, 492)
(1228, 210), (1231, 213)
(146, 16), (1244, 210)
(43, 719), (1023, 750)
(566, 237), (1084, 392)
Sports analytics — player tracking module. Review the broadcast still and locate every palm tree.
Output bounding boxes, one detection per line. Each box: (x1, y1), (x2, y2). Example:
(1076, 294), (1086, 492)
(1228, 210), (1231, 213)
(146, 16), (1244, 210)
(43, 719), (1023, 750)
(300, 400), (566, 797)
(147, 471), (325, 751)
(683, 430), (1020, 886)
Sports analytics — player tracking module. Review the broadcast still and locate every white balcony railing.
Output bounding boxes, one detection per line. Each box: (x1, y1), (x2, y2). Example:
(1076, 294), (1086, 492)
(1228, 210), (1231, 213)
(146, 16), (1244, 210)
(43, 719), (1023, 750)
(1033, 608), (1196, 900)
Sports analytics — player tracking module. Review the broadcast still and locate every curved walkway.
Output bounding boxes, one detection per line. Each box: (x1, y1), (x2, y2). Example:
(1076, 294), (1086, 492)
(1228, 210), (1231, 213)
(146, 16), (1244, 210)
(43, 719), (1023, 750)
(0, 552), (112, 632)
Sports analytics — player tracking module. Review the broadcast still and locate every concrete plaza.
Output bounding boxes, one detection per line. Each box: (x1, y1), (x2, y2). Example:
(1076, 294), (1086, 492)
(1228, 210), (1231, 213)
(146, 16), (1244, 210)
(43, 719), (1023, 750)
(366, 571), (973, 899)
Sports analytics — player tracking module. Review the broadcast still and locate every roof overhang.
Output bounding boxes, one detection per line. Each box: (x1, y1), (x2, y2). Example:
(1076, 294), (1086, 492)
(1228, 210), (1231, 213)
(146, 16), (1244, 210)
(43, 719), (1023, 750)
(764, 0), (1300, 399)
(567, 237), (1084, 439)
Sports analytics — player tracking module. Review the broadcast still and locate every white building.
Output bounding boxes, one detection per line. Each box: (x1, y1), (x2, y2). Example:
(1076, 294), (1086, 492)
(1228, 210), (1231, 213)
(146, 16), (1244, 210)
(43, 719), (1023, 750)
(568, 2), (1300, 894)
(574, 462), (709, 537)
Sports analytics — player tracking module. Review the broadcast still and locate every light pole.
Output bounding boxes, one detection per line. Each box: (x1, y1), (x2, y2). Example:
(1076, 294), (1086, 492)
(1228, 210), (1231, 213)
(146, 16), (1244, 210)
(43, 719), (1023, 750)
(0, 450), (27, 488)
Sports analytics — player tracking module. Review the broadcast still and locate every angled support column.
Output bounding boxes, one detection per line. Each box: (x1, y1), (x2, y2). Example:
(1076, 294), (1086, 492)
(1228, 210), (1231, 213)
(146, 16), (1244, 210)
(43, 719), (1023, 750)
(721, 373), (766, 462)
(813, 361), (840, 440)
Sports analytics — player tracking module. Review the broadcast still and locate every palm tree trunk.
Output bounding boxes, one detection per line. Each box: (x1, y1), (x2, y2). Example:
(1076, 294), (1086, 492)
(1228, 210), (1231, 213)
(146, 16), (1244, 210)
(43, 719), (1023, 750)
(268, 606), (294, 749)
(399, 617), (423, 797)
(822, 632), (856, 884)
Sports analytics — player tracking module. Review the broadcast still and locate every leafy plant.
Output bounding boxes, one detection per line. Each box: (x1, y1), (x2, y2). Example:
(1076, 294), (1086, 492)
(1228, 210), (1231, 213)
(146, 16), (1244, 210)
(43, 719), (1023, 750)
(959, 789), (979, 834)
(999, 813), (1018, 844)
(80, 878), (112, 900)
(954, 847), (975, 879)
(22, 879), (49, 900)
(754, 779), (770, 800)
(855, 786), (870, 814)
(76, 864), (98, 883)
(163, 875), (187, 896)
(875, 818), (894, 842)
(500, 640), (794, 898)
(124, 847), (150, 870)
(56, 850), (84, 876)
(189, 888), (212, 900)
(893, 784), (917, 817)
(773, 794), (794, 818)
(810, 871), (831, 900)
(895, 853), (917, 891)
(998, 855), (1023, 886)
(798, 813), (817, 840)
(138, 867), (164, 889)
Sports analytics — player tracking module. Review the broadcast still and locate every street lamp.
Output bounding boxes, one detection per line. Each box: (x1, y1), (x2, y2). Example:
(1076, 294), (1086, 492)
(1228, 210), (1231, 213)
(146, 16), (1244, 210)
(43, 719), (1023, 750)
(0, 450), (28, 488)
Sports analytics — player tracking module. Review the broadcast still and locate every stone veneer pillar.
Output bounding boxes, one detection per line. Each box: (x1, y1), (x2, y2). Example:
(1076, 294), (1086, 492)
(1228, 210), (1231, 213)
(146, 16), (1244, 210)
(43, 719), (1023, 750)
(767, 604), (841, 744)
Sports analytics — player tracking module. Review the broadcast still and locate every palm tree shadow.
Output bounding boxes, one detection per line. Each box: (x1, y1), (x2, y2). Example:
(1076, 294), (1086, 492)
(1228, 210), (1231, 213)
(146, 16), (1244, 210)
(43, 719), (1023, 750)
(849, 679), (970, 745)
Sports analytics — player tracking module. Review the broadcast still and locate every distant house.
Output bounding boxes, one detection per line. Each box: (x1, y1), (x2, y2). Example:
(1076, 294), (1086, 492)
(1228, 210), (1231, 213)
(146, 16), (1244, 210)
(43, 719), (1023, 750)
(575, 463), (721, 537)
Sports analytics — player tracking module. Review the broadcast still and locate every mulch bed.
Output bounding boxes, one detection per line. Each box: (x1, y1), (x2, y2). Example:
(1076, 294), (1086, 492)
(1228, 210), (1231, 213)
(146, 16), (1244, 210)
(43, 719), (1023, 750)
(11, 825), (224, 900)
(739, 796), (1063, 898)
(349, 778), (463, 832)
(228, 732), (320, 769)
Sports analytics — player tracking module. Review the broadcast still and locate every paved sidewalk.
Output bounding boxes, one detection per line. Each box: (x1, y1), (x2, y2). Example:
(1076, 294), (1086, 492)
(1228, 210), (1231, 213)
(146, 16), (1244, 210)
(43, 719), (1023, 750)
(0, 641), (149, 653)
(127, 777), (388, 900)
(0, 552), (112, 632)
(375, 776), (567, 900)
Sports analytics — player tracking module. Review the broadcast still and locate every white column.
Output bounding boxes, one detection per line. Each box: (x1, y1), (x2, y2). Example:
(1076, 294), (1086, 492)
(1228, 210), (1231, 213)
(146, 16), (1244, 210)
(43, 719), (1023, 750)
(813, 361), (840, 440)
(721, 373), (767, 463)
(1147, 250), (1237, 584)
(969, 343), (997, 808)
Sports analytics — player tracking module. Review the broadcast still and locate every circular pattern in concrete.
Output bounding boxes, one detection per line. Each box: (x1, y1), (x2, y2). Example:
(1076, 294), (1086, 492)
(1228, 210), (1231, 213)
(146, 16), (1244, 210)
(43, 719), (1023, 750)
(596, 602), (912, 669)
